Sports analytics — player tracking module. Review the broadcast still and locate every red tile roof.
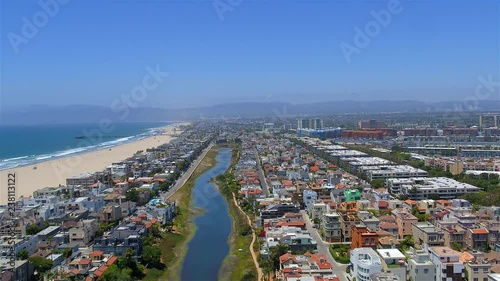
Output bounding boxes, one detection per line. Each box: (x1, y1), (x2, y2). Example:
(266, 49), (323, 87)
(90, 251), (104, 257)
(79, 259), (91, 265)
(106, 256), (118, 266)
(471, 229), (489, 234)
(279, 253), (297, 263)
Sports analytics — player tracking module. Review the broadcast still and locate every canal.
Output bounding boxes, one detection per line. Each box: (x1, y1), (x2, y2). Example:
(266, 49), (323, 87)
(181, 148), (233, 280)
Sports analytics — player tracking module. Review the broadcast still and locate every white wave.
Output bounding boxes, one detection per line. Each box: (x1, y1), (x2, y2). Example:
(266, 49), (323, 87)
(1, 155), (30, 162)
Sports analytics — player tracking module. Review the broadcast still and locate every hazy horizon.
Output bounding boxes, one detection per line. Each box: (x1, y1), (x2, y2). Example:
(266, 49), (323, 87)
(2, 0), (500, 110)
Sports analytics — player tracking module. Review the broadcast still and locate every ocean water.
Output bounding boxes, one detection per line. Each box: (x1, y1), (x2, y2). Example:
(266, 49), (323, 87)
(0, 122), (172, 170)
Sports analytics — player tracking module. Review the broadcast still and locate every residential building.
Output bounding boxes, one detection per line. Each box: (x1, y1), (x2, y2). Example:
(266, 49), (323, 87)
(0, 259), (33, 281)
(466, 228), (489, 251)
(412, 222), (445, 248)
(392, 209), (418, 239)
(322, 212), (341, 243)
(351, 225), (379, 250)
(406, 247), (436, 281)
(66, 173), (96, 186)
(395, 177), (480, 200)
(68, 219), (98, 246)
(376, 249), (407, 281)
(350, 248), (383, 281)
(464, 260), (491, 281)
(100, 205), (122, 223)
(278, 252), (334, 279)
(428, 246), (465, 281)
(344, 189), (362, 202)
(265, 226), (317, 252)
(93, 235), (143, 260)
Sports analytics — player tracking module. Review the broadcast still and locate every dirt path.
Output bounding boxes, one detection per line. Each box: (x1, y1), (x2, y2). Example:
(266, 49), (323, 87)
(232, 193), (263, 281)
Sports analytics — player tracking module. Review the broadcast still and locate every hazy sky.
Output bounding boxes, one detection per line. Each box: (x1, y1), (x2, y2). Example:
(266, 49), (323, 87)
(2, 0), (500, 109)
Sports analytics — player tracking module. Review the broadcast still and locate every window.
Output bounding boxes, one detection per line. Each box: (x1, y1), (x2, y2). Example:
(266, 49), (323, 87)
(424, 269), (429, 274)
(473, 278), (478, 281)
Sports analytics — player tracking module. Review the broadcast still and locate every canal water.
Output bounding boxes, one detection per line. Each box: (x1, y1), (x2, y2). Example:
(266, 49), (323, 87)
(181, 148), (233, 281)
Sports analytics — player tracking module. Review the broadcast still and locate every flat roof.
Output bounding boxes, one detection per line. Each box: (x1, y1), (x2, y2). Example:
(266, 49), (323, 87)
(376, 249), (405, 259)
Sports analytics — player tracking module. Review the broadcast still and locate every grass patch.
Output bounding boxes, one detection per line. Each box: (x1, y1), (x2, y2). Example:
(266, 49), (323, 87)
(215, 144), (258, 281)
(143, 147), (218, 281)
(330, 244), (351, 264)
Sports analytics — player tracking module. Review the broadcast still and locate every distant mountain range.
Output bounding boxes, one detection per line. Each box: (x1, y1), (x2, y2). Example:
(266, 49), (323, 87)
(2, 100), (500, 125)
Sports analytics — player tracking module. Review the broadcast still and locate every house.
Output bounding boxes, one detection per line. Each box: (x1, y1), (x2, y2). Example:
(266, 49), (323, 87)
(412, 222), (445, 248)
(100, 205), (122, 223)
(321, 212), (341, 243)
(392, 208), (418, 239)
(68, 219), (98, 246)
(406, 247), (436, 281)
(466, 228), (489, 251)
(427, 246), (465, 281)
(351, 225), (379, 250)
(349, 248), (382, 281)
(278, 252), (335, 280)
(376, 249), (407, 281)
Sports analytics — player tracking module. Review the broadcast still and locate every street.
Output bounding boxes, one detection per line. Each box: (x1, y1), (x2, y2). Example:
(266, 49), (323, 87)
(254, 148), (270, 196)
(300, 210), (349, 281)
(161, 143), (214, 200)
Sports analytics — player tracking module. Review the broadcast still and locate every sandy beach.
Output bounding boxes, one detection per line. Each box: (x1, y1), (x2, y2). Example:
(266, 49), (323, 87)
(0, 123), (188, 204)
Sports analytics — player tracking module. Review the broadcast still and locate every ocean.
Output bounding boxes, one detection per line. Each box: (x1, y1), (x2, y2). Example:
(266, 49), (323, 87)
(0, 121), (172, 171)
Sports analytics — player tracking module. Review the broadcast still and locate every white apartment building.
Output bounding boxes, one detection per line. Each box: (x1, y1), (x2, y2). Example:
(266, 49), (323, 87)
(387, 177), (480, 200)
(350, 247), (383, 281)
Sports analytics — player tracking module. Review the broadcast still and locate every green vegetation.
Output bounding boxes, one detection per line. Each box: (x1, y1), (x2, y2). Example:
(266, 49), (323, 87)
(411, 206), (431, 222)
(28, 256), (53, 279)
(142, 246), (162, 267)
(63, 248), (72, 259)
(26, 224), (43, 235)
(101, 249), (145, 281)
(142, 148), (218, 281)
(458, 174), (500, 207)
(348, 144), (500, 206)
(329, 244), (350, 264)
(400, 235), (415, 252)
(371, 178), (386, 188)
(214, 144), (258, 281)
(259, 244), (290, 275)
(16, 249), (28, 260)
(452, 242), (463, 252)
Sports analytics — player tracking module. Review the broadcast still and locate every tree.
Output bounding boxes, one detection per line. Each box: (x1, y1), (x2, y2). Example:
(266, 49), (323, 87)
(371, 178), (385, 188)
(125, 188), (139, 202)
(17, 249), (28, 260)
(241, 271), (256, 281)
(400, 235), (415, 251)
(28, 256), (53, 277)
(26, 224), (42, 235)
(269, 244), (290, 271)
(452, 242), (463, 252)
(63, 248), (73, 259)
(101, 264), (133, 281)
(142, 246), (161, 267)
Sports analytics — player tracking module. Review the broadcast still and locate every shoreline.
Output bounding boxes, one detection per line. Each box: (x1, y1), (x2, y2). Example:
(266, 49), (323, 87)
(0, 123), (188, 205)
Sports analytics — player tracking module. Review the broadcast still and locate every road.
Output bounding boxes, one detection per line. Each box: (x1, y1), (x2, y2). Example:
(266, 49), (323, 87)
(254, 148), (269, 196)
(162, 143), (214, 200)
(300, 210), (348, 281)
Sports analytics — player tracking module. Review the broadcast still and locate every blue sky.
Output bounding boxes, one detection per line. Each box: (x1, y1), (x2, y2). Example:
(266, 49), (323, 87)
(1, 0), (500, 109)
